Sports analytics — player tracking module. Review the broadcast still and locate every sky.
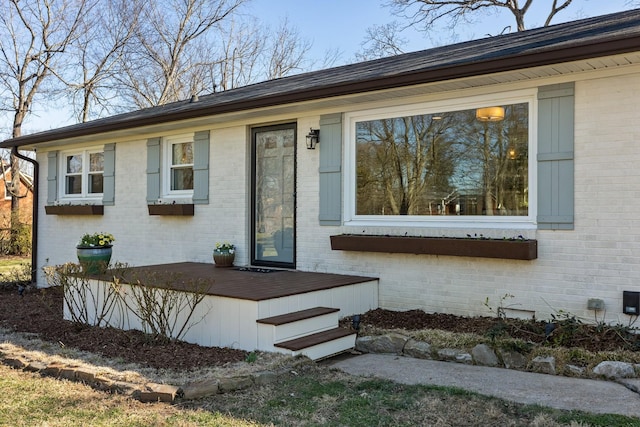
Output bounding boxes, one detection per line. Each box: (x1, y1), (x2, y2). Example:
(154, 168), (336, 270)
(248, 0), (635, 63)
(12, 0), (637, 136)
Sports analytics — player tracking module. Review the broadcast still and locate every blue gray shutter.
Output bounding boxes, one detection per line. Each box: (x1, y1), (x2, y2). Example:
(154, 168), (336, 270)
(192, 130), (210, 204)
(537, 82), (574, 230)
(319, 113), (343, 225)
(102, 143), (115, 205)
(146, 137), (161, 203)
(47, 151), (58, 204)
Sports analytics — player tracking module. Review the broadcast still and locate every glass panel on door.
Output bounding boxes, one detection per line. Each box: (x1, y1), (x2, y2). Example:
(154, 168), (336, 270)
(252, 124), (295, 267)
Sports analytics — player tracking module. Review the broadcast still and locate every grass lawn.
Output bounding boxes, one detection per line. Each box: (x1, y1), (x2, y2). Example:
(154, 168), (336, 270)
(0, 255), (30, 284)
(0, 364), (255, 427)
(0, 361), (638, 426)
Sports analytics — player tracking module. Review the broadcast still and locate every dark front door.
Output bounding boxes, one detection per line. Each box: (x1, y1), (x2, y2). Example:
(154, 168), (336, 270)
(251, 123), (296, 268)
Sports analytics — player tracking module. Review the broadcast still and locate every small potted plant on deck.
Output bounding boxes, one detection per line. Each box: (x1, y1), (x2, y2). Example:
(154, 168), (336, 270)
(213, 241), (235, 268)
(76, 232), (115, 275)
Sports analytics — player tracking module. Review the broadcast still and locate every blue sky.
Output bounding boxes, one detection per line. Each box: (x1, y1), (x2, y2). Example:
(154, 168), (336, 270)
(12, 0), (636, 136)
(248, 0), (634, 63)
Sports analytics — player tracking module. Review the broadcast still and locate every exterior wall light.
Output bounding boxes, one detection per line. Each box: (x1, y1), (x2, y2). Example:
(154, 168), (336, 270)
(306, 128), (320, 149)
(476, 106), (505, 122)
(352, 314), (361, 330)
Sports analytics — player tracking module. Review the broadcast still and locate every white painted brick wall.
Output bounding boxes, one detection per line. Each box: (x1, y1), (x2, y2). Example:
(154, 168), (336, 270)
(35, 70), (640, 325)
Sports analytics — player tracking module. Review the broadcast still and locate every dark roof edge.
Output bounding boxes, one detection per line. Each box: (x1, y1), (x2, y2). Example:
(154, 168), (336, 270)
(5, 32), (640, 148)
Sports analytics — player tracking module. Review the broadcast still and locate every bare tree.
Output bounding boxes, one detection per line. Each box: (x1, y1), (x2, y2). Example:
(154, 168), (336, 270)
(210, 18), (265, 91)
(62, 0), (140, 122)
(357, 0), (579, 59)
(356, 21), (408, 61)
(0, 0), (88, 252)
(385, 0), (574, 32)
(119, 0), (245, 108)
(200, 17), (314, 92)
(264, 18), (312, 79)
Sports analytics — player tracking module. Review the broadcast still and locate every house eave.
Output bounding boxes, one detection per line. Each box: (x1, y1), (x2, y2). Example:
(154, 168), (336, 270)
(3, 27), (640, 148)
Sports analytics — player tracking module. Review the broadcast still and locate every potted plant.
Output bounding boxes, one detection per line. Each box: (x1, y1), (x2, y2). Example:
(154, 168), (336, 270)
(76, 232), (115, 275)
(213, 241), (235, 268)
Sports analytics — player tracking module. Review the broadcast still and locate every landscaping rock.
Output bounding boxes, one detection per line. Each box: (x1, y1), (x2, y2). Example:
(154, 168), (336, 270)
(355, 333), (408, 354)
(182, 378), (220, 399)
(565, 364), (586, 377)
(471, 344), (499, 367)
(498, 350), (527, 370)
(108, 380), (139, 395)
(24, 361), (47, 372)
(2, 357), (28, 370)
(593, 361), (635, 379)
(437, 348), (458, 361)
(530, 356), (556, 375)
(403, 339), (433, 359)
(75, 368), (97, 383)
(41, 363), (64, 377)
(456, 353), (473, 364)
(138, 383), (182, 403)
(59, 367), (78, 381)
(218, 375), (253, 393)
(437, 348), (471, 364)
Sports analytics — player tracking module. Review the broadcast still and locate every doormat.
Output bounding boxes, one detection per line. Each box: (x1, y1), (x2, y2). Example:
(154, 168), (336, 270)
(234, 267), (278, 273)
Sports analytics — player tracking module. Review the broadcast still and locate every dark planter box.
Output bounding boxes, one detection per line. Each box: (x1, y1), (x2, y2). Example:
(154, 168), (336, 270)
(148, 204), (194, 216)
(45, 205), (104, 215)
(330, 234), (537, 260)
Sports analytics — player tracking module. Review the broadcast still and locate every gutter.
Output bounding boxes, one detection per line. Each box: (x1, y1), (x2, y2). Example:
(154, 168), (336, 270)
(11, 148), (38, 284)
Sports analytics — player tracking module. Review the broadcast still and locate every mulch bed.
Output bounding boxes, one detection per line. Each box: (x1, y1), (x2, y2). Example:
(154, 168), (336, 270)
(356, 308), (640, 353)
(0, 286), (247, 370)
(1, 286), (639, 371)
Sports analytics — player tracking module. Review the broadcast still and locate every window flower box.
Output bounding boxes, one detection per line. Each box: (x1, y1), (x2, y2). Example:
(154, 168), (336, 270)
(45, 205), (104, 215)
(330, 234), (537, 260)
(147, 203), (194, 216)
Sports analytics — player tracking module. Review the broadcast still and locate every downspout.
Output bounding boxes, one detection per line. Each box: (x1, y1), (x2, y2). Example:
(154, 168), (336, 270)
(11, 147), (38, 284)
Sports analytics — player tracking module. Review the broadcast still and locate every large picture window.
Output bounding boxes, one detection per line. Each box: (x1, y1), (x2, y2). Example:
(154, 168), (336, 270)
(347, 94), (534, 227)
(61, 149), (104, 199)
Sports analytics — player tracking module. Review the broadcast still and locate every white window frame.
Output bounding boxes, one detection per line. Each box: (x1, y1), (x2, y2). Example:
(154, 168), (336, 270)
(59, 147), (104, 202)
(162, 133), (194, 199)
(343, 89), (538, 230)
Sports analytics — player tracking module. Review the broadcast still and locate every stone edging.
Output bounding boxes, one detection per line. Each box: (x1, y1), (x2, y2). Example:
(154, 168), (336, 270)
(356, 332), (640, 382)
(0, 348), (311, 403)
(5, 331), (640, 403)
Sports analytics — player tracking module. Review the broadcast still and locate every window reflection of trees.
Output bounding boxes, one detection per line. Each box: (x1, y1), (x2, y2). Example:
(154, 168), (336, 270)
(356, 103), (528, 216)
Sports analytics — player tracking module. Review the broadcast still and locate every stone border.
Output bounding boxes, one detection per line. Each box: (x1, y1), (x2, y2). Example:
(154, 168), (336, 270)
(0, 347), (311, 403)
(5, 330), (640, 402)
(355, 333), (640, 382)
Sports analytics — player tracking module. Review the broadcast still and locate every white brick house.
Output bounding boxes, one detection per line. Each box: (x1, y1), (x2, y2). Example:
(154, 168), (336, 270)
(6, 9), (640, 327)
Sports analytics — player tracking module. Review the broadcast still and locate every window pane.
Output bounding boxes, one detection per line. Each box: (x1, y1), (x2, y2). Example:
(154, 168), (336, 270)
(66, 155), (82, 173)
(65, 176), (82, 194)
(171, 167), (193, 190)
(172, 142), (193, 166)
(89, 174), (103, 193)
(355, 103), (528, 216)
(90, 152), (104, 172)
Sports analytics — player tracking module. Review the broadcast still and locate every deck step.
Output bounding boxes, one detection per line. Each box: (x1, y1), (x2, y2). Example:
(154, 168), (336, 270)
(274, 327), (355, 352)
(257, 307), (339, 325)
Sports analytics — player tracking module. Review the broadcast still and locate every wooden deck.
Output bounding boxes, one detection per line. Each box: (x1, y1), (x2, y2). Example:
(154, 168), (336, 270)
(114, 262), (376, 301)
(78, 262), (379, 359)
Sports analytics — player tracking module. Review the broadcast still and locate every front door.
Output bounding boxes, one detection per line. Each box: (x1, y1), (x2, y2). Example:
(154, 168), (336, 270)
(251, 123), (296, 268)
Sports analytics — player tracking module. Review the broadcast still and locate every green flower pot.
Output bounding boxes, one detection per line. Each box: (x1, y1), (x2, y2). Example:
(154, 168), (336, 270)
(213, 250), (235, 268)
(77, 246), (112, 275)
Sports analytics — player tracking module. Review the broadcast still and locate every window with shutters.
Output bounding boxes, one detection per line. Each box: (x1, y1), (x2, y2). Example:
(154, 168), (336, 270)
(59, 147), (104, 201)
(163, 134), (194, 198)
(344, 90), (537, 228)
